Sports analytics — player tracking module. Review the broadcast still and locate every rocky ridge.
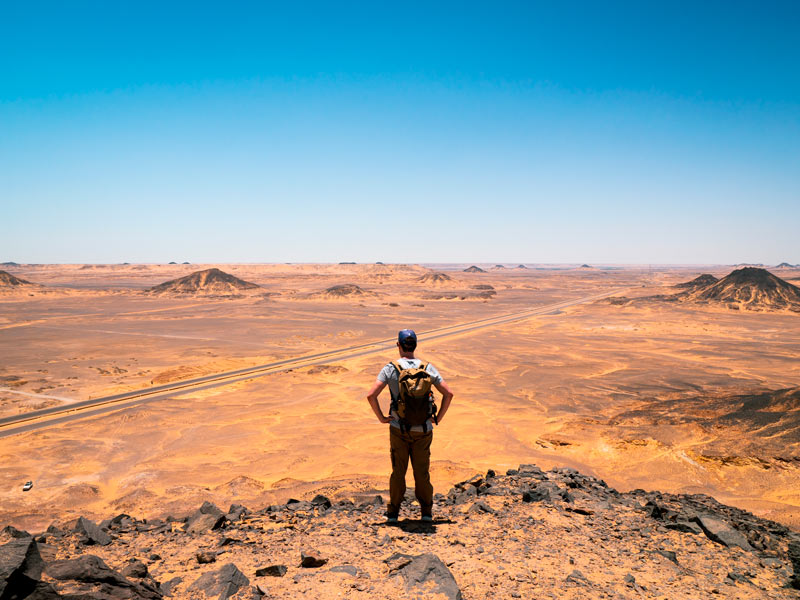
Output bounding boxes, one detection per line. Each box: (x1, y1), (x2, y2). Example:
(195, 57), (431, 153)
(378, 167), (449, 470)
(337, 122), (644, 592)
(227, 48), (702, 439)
(2, 464), (800, 599)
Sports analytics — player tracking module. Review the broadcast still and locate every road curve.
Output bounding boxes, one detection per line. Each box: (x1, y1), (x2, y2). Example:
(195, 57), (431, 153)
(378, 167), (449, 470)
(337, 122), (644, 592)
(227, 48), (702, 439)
(0, 288), (626, 438)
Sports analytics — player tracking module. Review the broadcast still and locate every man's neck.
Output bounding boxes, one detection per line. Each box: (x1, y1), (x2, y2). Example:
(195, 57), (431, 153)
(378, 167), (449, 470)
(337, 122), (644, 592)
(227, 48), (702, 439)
(399, 351), (416, 360)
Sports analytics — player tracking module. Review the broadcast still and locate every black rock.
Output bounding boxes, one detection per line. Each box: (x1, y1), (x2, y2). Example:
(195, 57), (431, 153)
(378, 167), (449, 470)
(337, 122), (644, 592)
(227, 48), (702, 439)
(788, 540), (800, 589)
(390, 553), (462, 600)
(467, 501), (495, 515)
(72, 516), (112, 546)
(187, 563), (249, 600)
(47, 554), (129, 586)
(226, 504), (248, 521)
(692, 515), (752, 551)
(310, 495), (332, 510)
(47, 554), (161, 599)
(300, 550), (327, 568)
(121, 560), (149, 579)
(0, 538), (45, 600)
(665, 521), (702, 535)
(1, 526), (32, 539)
(196, 551), (217, 564)
(160, 576), (182, 597)
(255, 565), (287, 577)
(656, 549), (679, 564)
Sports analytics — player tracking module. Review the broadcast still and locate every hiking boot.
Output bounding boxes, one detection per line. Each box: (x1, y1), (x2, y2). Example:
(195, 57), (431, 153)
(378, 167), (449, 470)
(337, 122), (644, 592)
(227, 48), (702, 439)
(421, 515), (433, 523)
(386, 513), (399, 524)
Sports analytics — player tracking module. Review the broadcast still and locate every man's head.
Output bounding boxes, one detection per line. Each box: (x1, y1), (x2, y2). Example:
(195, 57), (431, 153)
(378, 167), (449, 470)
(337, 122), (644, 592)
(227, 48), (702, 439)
(397, 329), (417, 353)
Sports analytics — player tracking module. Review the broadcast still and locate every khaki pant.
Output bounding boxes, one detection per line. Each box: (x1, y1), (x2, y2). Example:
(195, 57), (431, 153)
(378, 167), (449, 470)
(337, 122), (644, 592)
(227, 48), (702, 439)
(388, 426), (433, 516)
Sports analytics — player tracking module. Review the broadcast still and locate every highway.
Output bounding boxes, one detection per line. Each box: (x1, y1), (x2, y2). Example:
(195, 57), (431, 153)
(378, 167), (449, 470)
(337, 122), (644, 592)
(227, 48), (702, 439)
(0, 288), (626, 438)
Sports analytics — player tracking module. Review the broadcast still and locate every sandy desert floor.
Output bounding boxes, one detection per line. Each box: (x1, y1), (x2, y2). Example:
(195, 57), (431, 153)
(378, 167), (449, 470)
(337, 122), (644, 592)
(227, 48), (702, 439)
(1, 263), (799, 532)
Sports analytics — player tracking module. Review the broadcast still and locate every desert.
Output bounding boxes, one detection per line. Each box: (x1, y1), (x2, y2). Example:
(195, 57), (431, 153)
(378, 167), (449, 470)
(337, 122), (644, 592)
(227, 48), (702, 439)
(2, 263), (800, 596)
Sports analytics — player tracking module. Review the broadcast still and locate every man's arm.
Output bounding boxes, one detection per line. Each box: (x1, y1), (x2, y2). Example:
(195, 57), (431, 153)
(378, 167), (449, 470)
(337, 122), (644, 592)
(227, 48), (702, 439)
(433, 380), (454, 424)
(366, 380), (391, 423)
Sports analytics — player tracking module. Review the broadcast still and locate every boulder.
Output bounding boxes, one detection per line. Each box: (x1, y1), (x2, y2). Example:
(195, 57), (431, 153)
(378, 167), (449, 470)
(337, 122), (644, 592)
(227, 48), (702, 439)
(310, 495), (332, 510)
(692, 515), (752, 551)
(0, 538), (45, 599)
(299, 550), (327, 568)
(187, 563), (249, 600)
(254, 565), (287, 577)
(1, 526), (32, 539)
(47, 554), (161, 599)
(390, 553), (462, 600)
(72, 516), (112, 546)
(196, 551), (217, 564)
(185, 513), (225, 535)
(121, 560), (149, 579)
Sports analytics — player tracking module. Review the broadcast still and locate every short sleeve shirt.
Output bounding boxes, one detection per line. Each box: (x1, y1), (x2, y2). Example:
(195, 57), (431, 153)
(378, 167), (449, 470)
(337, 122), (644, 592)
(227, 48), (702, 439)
(377, 358), (442, 432)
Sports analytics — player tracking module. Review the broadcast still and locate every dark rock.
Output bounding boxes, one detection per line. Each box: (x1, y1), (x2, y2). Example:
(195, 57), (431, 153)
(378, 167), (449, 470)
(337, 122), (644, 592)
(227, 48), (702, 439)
(565, 569), (588, 584)
(47, 554), (161, 599)
(726, 571), (752, 584)
(226, 504), (247, 521)
(383, 552), (415, 573)
(517, 464), (545, 478)
(299, 550), (327, 568)
(72, 516), (112, 546)
(390, 553), (462, 600)
(453, 486), (477, 505)
(160, 576), (182, 597)
(185, 513), (226, 534)
(196, 551), (217, 564)
(1, 526), (32, 539)
(148, 554), (162, 562)
(624, 573), (636, 586)
(486, 469), (496, 479)
(286, 501), (312, 512)
(467, 501), (495, 515)
(187, 563), (249, 599)
(310, 495), (332, 509)
(0, 538), (45, 600)
(47, 555), (129, 586)
(665, 521), (702, 535)
(121, 560), (149, 579)
(255, 565), (287, 577)
(788, 540), (800, 589)
(198, 501), (224, 517)
(506, 469), (519, 476)
(692, 515), (752, 551)
(656, 549), (679, 564)
(110, 513), (133, 526)
(45, 525), (63, 537)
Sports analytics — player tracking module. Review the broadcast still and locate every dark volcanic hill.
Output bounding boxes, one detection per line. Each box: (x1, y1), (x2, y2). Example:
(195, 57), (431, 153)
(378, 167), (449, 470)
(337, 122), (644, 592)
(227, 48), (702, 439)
(0, 270), (34, 288)
(463, 265), (486, 273)
(675, 274), (719, 289)
(777, 262), (797, 269)
(148, 268), (261, 296)
(310, 284), (375, 299)
(416, 272), (452, 285)
(684, 267), (800, 312)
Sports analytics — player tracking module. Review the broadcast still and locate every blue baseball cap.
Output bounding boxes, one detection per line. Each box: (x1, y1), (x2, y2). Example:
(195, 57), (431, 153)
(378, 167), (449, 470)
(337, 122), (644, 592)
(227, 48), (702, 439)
(398, 329), (417, 346)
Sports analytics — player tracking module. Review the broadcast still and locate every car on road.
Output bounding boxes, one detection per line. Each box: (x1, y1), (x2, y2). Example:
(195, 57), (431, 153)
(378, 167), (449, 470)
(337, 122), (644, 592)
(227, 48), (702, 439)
(22, 481), (33, 492)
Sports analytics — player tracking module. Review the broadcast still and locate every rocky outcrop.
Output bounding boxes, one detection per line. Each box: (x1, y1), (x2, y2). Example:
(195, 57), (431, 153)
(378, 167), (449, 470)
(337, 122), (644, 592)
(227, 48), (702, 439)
(2, 464), (800, 598)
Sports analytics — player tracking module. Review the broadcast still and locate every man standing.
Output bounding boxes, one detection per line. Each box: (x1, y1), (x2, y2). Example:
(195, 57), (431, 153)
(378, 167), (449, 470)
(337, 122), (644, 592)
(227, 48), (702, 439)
(366, 329), (454, 523)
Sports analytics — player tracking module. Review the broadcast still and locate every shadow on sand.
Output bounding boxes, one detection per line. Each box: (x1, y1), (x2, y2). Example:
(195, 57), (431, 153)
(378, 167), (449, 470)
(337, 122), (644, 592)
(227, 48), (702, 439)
(378, 518), (455, 534)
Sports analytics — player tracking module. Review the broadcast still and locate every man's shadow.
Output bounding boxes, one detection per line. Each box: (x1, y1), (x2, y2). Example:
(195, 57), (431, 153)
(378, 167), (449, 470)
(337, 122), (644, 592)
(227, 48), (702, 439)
(379, 518), (455, 534)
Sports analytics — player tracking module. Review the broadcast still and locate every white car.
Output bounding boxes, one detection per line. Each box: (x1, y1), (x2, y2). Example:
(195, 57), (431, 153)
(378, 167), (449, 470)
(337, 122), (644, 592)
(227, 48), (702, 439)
(22, 481), (33, 492)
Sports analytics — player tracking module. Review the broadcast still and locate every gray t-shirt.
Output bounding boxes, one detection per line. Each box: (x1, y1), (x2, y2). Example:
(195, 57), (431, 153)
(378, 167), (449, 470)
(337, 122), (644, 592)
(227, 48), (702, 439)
(377, 358), (442, 432)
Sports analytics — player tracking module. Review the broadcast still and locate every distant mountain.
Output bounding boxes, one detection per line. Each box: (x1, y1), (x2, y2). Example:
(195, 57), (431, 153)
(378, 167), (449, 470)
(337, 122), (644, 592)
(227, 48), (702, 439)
(674, 274), (719, 289)
(310, 284), (375, 299)
(463, 265), (486, 273)
(776, 262), (797, 269)
(684, 267), (800, 312)
(516, 264), (528, 269)
(416, 272), (453, 285)
(1, 262), (20, 267)
(0, 270), (34, 287)
(148, 268), (261, 296)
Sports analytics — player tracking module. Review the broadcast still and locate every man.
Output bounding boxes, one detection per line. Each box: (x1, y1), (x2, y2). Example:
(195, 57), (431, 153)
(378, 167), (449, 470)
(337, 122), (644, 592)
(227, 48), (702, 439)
(366, 329), (454, 523)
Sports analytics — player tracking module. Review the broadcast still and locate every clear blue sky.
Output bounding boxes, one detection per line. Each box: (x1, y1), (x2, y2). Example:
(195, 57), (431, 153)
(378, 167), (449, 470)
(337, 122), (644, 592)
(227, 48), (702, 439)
(1, 1), (798, 264)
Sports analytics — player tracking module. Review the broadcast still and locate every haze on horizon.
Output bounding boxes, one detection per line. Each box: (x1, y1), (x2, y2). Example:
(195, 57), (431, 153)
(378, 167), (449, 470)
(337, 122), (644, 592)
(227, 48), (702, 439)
(1, 1), (798, 265)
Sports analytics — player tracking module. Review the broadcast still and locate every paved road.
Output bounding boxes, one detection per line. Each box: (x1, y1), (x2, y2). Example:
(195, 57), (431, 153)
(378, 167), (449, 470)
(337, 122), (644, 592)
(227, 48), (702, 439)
(0, 288), (626, 438)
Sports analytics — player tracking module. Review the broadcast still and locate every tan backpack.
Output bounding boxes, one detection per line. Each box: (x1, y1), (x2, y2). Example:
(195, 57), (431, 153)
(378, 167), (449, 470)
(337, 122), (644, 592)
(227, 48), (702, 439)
(391, 361), (438, 432)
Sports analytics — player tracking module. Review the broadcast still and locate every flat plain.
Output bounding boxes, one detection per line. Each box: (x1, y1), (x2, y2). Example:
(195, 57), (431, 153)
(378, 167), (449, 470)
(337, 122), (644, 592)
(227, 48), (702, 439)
(1, 263), (799, 533)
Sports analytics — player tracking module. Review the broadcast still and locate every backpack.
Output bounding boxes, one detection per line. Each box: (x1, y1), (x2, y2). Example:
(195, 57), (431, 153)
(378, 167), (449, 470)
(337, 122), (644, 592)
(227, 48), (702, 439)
(391, 361), (438, 432)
